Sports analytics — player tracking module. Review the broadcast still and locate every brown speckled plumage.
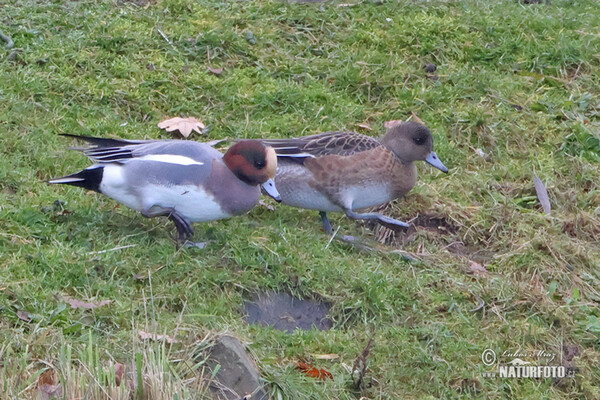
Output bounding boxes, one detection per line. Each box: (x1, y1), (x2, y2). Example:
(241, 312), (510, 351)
(260, 121), (448, 233)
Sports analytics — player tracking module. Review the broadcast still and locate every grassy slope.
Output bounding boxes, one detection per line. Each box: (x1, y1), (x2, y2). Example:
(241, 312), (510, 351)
(1, 0), (599, 398)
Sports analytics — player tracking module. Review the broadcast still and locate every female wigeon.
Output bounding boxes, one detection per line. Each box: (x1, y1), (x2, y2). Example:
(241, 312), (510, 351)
(49, 135), (280, 244)
(260, 121), (447, 234)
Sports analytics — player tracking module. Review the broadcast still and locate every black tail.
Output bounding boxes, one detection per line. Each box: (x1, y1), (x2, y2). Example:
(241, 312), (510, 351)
(48, 166), (104, 193)
(60, 133), (148, 148)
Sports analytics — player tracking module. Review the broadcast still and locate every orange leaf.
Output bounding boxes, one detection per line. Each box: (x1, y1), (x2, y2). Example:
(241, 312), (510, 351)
(295, 361), (333, 380)
(157, 117), (206, 138)
(296, 361), (311, 373)
(319, 368), (333, 380)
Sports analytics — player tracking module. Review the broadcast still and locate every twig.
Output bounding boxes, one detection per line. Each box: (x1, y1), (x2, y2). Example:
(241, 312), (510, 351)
(352, 337), (374, 389)
(387, 249), (419, 263)
(336, 234), (377, 252)
(78, 360), (114, 400)
(470, 295), (485, 312)
(156, 27), (174, 47)
(324, 226), (341, 249)
(0, 30), (14, 49)
(88, 244), (137, 255)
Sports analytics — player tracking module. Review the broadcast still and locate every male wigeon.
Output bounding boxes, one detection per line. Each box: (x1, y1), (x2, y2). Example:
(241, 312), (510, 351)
(260, 121), (447, 233)
(49, 135), (280, 244)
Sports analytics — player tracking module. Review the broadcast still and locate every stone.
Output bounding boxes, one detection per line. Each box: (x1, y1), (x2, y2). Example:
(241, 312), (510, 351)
(206, 335), (268, 400)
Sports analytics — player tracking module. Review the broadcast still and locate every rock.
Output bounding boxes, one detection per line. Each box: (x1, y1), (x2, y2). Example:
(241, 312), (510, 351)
(206, 335), (268, 400)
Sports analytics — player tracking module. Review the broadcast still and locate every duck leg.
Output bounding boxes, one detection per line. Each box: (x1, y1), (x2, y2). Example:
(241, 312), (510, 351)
(168, 212), (195, 243)
(345, 210), (410, 231)
(141, 207), (195, 244)
(319, 211), (333, 235)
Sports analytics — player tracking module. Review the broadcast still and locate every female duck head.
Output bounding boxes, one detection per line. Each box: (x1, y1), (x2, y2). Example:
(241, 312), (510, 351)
(223, 140), (278, 185)
(381, 121), (448, 172)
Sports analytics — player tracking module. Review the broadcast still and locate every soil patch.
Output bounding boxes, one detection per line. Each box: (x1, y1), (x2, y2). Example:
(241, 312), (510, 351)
(243, 292), (332, 332)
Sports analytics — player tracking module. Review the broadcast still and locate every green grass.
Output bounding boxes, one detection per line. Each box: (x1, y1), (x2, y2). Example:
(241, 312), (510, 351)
(1, 0), (600, 398)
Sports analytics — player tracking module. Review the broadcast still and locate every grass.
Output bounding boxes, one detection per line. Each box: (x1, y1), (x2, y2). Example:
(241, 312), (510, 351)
(1, 0), (600, 398)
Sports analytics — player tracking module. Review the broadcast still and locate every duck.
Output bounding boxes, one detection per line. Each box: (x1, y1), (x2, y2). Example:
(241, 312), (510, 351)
(259, 121), (447, 234)
(49, 135), (280, 244)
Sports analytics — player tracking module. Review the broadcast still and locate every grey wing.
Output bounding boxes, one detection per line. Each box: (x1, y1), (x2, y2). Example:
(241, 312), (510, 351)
(63, 134), (222, 164)
(128, 141), (223, 165)
(261, 131), (381, 159)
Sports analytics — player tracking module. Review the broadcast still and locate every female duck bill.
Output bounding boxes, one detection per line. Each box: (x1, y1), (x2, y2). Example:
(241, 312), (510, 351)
(425, 151), (448, 172)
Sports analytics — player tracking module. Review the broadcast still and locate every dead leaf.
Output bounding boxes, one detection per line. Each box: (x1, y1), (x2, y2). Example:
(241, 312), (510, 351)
(62, 295), (111, 310)
(17, 310), (32, 322)
(37, 370), (63, 400)
(157, 117), (206, 138)
(114, 362), (124, 386)
(313, 353), (339, 360)
(258, 199), (275, 211)
(468, 261), (488, 276)
(384, 119), (403, 129)
(534, 174), (551, 214)
(138, 330), (179, 343)
(296, 361), (333, 380)
(207, 66), (223, 75)
(356, 123), (372, 131)
(410, 112), (425, 125)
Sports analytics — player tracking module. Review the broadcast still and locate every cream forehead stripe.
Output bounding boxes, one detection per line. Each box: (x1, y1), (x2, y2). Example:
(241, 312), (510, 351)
(136, 154), (204, 166)
(265, 147), (277, 177)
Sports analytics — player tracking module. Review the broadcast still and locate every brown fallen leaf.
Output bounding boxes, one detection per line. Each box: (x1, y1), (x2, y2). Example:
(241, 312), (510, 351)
(157, 117), (206, 138)
(138, 330), (179, 344)
(114, 362), (124, 386)
(468, 261), (488, 276)
(62, 295), (112, 310)
(534, 174), (551, 214)
(384, 119), (403, 129)
(207, 66), (223, 75)
(356, 123), (372, 131)
(37, 370), (63, 400)
(17, 310), (32, 322)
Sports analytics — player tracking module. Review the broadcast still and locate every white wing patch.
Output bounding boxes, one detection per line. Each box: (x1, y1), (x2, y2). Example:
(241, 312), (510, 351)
(137, 154), (204, 166)
(277, 153), (316, 158)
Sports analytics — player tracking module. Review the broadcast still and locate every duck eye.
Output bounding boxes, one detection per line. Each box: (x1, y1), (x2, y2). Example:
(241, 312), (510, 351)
(254, 160), (266, 169)
(413, 136), (425, 145)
